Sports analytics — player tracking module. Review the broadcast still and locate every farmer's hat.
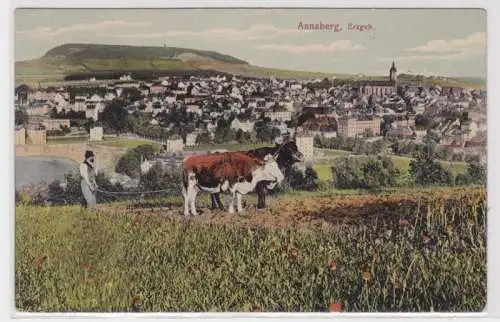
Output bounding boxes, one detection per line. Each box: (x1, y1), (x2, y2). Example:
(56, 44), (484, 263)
(84, 150), (95, 160)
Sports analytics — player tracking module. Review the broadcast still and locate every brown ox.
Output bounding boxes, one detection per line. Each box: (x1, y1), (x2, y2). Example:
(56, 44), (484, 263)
(208, 140), (304, 211)
(182, 152), (284, 216)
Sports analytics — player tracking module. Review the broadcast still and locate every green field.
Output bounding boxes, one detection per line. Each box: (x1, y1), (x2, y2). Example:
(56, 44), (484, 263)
(186, 143), (271, 152)
(99, 139), (162, 150)
(47, 136), (90, 145)
(15, 187), (486, 312)
(314, 153), (469, 182)
(83, 58), (194, 71)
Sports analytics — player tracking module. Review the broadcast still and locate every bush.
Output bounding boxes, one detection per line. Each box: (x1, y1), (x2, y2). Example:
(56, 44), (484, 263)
(288, 166), (319, 191)
(46, 171), (126, 205)
(409, 144), (454, 186)
(115, 144), (157, 179)
(455, 173), (471, 186)
(466, 162), (486, 185)
(331, 156), (400, 191)
(140, 163), (183, 195)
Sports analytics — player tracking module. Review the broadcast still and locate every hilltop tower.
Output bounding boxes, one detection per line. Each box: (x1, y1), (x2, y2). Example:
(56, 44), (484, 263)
(389, 61), (398, 82)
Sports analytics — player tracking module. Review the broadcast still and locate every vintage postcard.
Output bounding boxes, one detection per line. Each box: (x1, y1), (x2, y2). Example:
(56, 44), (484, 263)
(14, 8), (487, 313)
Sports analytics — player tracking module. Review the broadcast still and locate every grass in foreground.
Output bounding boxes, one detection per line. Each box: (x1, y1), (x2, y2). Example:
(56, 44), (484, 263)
(15, 187), (486, 312)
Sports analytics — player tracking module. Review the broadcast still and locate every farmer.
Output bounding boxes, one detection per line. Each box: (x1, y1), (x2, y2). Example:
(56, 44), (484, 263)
(80, 150), (98, 210)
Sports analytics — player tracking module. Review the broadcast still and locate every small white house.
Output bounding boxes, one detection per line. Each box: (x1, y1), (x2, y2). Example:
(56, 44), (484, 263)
(166, 136), (184, 153)
(185, 132), (199, 147)
(89, 126), (104, 141)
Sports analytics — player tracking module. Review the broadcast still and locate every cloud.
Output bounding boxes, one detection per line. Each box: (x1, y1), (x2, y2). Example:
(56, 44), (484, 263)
(16, 20), (151, 39)
(254, 40), (365, 53)
(378, 32), (486, 63)
(407, 32), (485, 54)
(107, 23), (301, 41)
(379, 52), (482, 63)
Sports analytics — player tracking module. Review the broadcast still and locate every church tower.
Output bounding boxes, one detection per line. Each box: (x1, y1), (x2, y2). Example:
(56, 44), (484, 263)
(389, 61), (397, 82)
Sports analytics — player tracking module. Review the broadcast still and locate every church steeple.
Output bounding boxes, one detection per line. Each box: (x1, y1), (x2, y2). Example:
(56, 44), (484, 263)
(389, 61), (397, 82)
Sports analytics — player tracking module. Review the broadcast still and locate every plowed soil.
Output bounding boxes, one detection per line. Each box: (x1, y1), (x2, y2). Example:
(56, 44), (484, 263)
(101, 187), (486, 231)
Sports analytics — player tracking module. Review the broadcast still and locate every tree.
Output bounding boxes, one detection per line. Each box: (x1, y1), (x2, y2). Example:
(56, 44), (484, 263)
(101, 99), (131, 134)
(361, 156), (400, 191)
(15, 109), (28, 126)
(121, 88), (143, 102)
(115, 144), (158, 179)
(455, 173), (471, 186)
(409, 144), (453, 186)
(303, 166), (319, 191)
(141, 164), (183, 194)
(466, 161), (486, 184)
(289, 167), (306, 190)
(196, 131), (212, 145)
(115, 152), (142, 179)
(331, 156), (400, 190)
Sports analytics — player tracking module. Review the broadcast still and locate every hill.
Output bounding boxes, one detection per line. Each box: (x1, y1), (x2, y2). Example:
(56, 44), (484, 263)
(14, 43), (486, 88)
(43, 43), (248, 65)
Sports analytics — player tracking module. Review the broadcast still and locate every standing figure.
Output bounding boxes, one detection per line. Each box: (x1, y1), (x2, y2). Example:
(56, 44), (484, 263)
(80, 150), (97, 210)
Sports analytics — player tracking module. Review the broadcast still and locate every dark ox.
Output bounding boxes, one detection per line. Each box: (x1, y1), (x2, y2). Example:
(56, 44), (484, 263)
(208, 140), (304, 211)
(182, 152), (284, 216)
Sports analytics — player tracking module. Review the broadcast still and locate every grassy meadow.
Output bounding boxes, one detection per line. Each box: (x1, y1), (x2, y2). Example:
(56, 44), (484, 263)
(313, 153), (468, 182)
(15, 187), (486, 312)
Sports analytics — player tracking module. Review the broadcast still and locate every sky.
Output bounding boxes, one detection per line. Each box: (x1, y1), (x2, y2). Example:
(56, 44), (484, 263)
(14, 8), (487, 78)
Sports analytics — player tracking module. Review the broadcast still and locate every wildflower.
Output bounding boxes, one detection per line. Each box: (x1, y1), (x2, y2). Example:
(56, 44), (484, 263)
(362, 271), (372, 281)
(82, 263), (89, 271)
(329, 301), (342, 312)
(35, 256), (47, 270)
(399, 219), (409, 227)
(422, 234), (431, 245)
(329, 261), (337, 271)
(132, 297), (141, 312)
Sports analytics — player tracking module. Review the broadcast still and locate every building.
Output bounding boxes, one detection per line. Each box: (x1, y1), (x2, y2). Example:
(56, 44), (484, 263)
(89, 126), (104, 141)
(295, 132), (315, 163)
(389, 61), (397, 82)
(74, 96), (87, 112)
(387, 126), (414, 139)
(166, 135), (184, 153)
(337, 117), (381, 138)
(85, 107), (99, 121)
(359, 81), (396, 96)
(15, 127), (26, 145)
(264, 106), (292, 122)
(391, 117), (415, 129)
(42, 119), (70, 131)
(230, 118), (255, 133)
(185, 132), (199, 147)
(26, 129), (47, 145)
(26, 104), (50, 116)
(357, 62), (398, 97)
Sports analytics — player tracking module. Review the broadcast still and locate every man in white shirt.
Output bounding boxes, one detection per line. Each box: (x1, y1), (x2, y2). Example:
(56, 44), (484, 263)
(80, 150), (97, 210)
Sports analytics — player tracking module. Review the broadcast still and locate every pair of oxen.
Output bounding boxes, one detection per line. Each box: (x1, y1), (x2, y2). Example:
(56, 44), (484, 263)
(182, 138), (303, 216)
